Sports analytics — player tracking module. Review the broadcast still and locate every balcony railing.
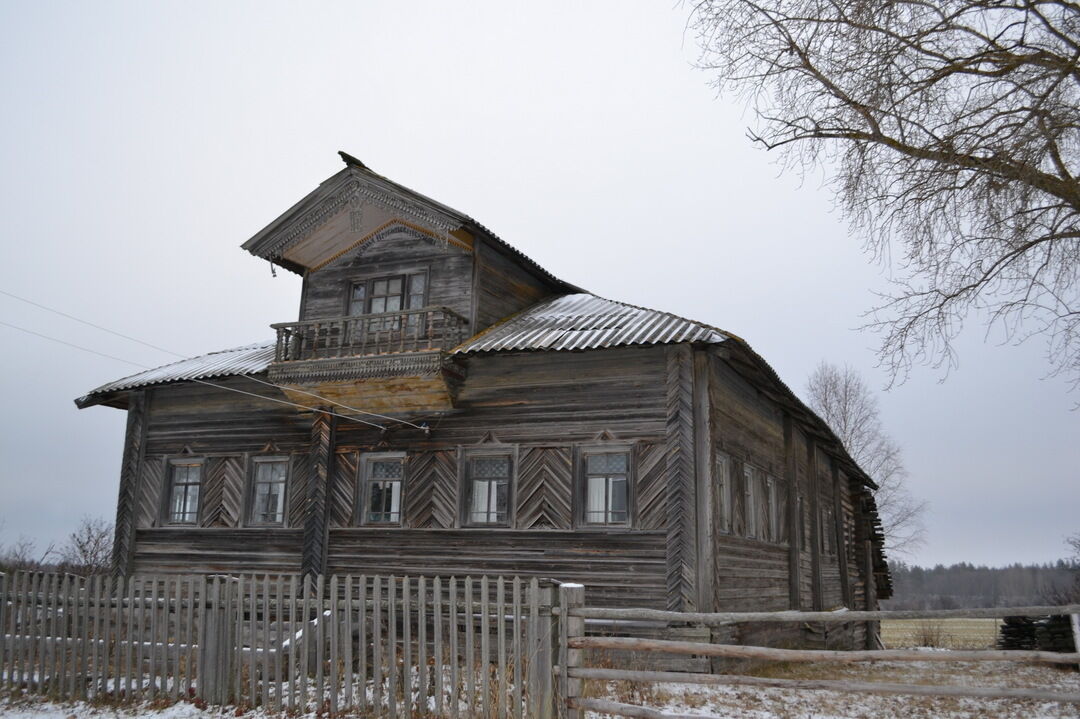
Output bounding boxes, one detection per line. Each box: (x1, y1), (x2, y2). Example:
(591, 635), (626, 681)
(271, 307), (469, 362)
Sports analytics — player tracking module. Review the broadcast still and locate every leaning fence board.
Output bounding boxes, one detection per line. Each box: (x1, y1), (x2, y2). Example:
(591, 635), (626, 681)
(571, 604), (1080, 625)
(569, 667), (1080, 704)
(434, 576), (444, 717)
(570, 635), (1080, 665)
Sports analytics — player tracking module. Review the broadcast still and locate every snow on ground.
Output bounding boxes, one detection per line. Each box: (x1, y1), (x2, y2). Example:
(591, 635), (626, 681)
(2, 661), (1078, 718)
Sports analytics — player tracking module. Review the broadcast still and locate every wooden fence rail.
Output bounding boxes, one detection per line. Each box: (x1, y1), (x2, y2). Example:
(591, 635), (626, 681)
(0, 571), (557, 718)
(560, 600), (1080, 719)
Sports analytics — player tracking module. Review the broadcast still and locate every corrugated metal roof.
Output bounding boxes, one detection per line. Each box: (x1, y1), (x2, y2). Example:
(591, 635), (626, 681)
(454, 293), (730, 354)
(76, 341), (275, 407)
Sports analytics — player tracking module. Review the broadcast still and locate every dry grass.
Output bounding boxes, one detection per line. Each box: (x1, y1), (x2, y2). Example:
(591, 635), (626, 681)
(881, 618), (1001, 649)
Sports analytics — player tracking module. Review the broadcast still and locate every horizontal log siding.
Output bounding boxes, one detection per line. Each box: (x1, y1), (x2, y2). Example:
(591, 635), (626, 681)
(709, 356), (791, 613)
(795, 426), (814, 609)
(300, 229), (474, 323)
(474, 237), (558, 331)
(132, 529), (303, 574)
(326, 529), (667, 608)
(335, 346), (669, 450)
(712, 536), (790, 611)
(143, 378), (309, 456)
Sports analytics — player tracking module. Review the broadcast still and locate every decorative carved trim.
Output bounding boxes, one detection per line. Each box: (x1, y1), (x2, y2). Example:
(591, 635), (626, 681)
(268, 351), (464, 385)
(314, 220), (472, 272)
(264, 171), (465, 261)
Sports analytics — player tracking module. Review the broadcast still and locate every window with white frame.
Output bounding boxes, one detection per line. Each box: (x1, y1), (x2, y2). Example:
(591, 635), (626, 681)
(167, 460), (203, 525)
(467, 455), (511, 526)
(250, 457), (288, 525)
(362, 456), (404, 525)
(583, 451), (629, 525)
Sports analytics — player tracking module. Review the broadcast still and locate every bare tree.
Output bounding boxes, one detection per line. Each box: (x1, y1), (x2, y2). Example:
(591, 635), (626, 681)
(0, 520), (55, 573)
(688, 0), (1080, 390)
(55, 515), (114, 575)
(806, 361), (927, 554)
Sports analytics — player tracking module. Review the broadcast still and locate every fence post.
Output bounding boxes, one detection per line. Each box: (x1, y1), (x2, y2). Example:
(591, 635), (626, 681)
(558, 584), (585, 719)
(0, 570), (5, 682)
(527, 581), (555, 719)
(199, 577), (237, 705)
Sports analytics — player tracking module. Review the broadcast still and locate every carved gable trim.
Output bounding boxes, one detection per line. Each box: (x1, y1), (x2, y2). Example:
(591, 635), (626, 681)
(313, 220), (472, 272)
(262, 170), (465, 261)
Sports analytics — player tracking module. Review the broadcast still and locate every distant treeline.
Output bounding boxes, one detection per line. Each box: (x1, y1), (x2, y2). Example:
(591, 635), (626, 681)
(882, 559), (1079, 609)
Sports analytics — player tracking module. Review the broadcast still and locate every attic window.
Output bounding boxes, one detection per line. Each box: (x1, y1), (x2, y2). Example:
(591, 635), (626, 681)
(349, 272), (428, 317)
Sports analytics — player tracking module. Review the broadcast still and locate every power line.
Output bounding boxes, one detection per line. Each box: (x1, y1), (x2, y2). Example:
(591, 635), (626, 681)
(0, 319), (387, 430)
(0, 287), (427, 430)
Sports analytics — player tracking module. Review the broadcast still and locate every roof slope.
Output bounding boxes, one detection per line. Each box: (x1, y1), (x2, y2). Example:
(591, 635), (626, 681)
(454, 293), (729, 353)
(74, 341), (275, 408)
(75, 294), (730, 406)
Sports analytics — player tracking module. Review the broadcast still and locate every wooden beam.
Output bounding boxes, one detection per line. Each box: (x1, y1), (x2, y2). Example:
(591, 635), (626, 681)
(692, 349), (714, 613)
(569, 603), (1080, 624)
(783, 414), (800, 609)
(664, 345), (697, 611)
(301, 410), (336, 578)
(568, 635), (1080, 665)
(569, 670), (1080, 705)
(111, 390), (148, 577)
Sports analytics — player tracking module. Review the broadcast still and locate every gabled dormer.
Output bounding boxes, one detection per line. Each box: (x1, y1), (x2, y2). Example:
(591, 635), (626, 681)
(241, 152), (576, 415)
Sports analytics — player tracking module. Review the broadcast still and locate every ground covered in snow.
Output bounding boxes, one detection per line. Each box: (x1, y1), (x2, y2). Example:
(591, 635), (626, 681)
(2, 660), (1078, 718)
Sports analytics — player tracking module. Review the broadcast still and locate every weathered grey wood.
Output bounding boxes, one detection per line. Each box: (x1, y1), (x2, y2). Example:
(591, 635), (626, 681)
(1, 573), (12, 692)
(112, 391), (147, 577)
(148, 577), (158, 697)
(418, 575), (428, 713)
(497, 577), (507, 719)
(57, 574), (69, 697)
(570, 635), (1080, 665)
(692, 349), (714, 613)
(287, 575), (298, 712)
(372, 575), (382, 713)
(328, 574), (338, 714)
(1072, 613), (1080, 655)
(527, 579), (554, 719)
(403, 575), (412, 715)
(665, 345), (697, 612)
(512, 577), (522, 719)
(465, 577), (475, 717)
(434, 576), (444, 716)
(569, 667), (1080, 704)
(357, 574), (367, 713)
(42, 573), (56, 697)
(299, 576), (311, 709)
(808, 440), (823, 611)
(315, 575), (325, 709)
(342, 575), (353, 710)
(571, 603), (1080, 624)
(388, 574), (397, 718)
(783, 414), (801, 609)
(449, 576), (460, 719)
(481, 576), (490, 719)
(262, 574), (271, 709)
(79, 575), (92, 700)
(559, 584), (585, 719)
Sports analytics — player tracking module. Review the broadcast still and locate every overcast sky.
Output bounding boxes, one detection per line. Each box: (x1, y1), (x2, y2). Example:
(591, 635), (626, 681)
(1, 1), (1076, 569)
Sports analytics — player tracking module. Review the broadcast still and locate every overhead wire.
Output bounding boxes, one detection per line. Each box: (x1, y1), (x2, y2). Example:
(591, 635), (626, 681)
(0, 285), (429, 427)
(0, 319), (387, 429)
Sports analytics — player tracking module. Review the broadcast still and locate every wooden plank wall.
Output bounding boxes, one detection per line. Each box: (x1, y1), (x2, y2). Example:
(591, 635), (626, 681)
(299, 229), (474, 323)
(125, 347), (672, 607)
(472, 236), (560, 332)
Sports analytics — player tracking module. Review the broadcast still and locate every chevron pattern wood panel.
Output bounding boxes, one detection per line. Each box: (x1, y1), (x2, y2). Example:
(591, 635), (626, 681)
(111, 392), (146, 576)
(135, 457), (164, 529)
(516, 447), (573, 529)
(288, 453), (310, 529)
(635, 442), (667, 530)
(302, 412), (334, 577)
(405, 450), (458, 529)
(665, 344), (697, 611)
(201, 456), (245, 528)
(329, 451), (358, 527)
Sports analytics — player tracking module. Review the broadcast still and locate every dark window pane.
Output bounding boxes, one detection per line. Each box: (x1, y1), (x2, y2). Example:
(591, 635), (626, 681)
(610, 478), (628, 513)
(370, 297), (386, 314)
(385, 295), (402, 312)
(472, 457), (509, 479)
(587, 452), (628, 475)
(372, 279), (388, 295)
(387, 277), (402, 294)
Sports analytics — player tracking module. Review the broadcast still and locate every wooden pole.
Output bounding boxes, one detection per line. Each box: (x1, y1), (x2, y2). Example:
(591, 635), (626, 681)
(558, 584), (585, 719)
(569, 635), (1080, 665)
(569, 667), (1080, 704)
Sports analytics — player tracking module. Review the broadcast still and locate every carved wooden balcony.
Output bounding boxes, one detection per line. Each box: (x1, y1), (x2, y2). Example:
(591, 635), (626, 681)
(271, 307), (469, 362)
(267, 308), (469, 414)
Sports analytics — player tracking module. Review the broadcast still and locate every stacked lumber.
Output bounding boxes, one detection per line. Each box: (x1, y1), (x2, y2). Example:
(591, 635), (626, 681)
(998, 615), (1076, 653)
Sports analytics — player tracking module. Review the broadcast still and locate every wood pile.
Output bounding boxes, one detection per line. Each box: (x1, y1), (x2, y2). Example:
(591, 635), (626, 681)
(998, 615), (1076, 653)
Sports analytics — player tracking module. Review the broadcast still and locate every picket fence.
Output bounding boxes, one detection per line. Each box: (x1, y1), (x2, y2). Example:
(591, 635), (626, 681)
(0, 571), (557, 718)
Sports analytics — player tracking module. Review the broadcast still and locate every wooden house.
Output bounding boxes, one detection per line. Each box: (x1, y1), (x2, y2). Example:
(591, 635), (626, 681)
(77, 152), (890, 624)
